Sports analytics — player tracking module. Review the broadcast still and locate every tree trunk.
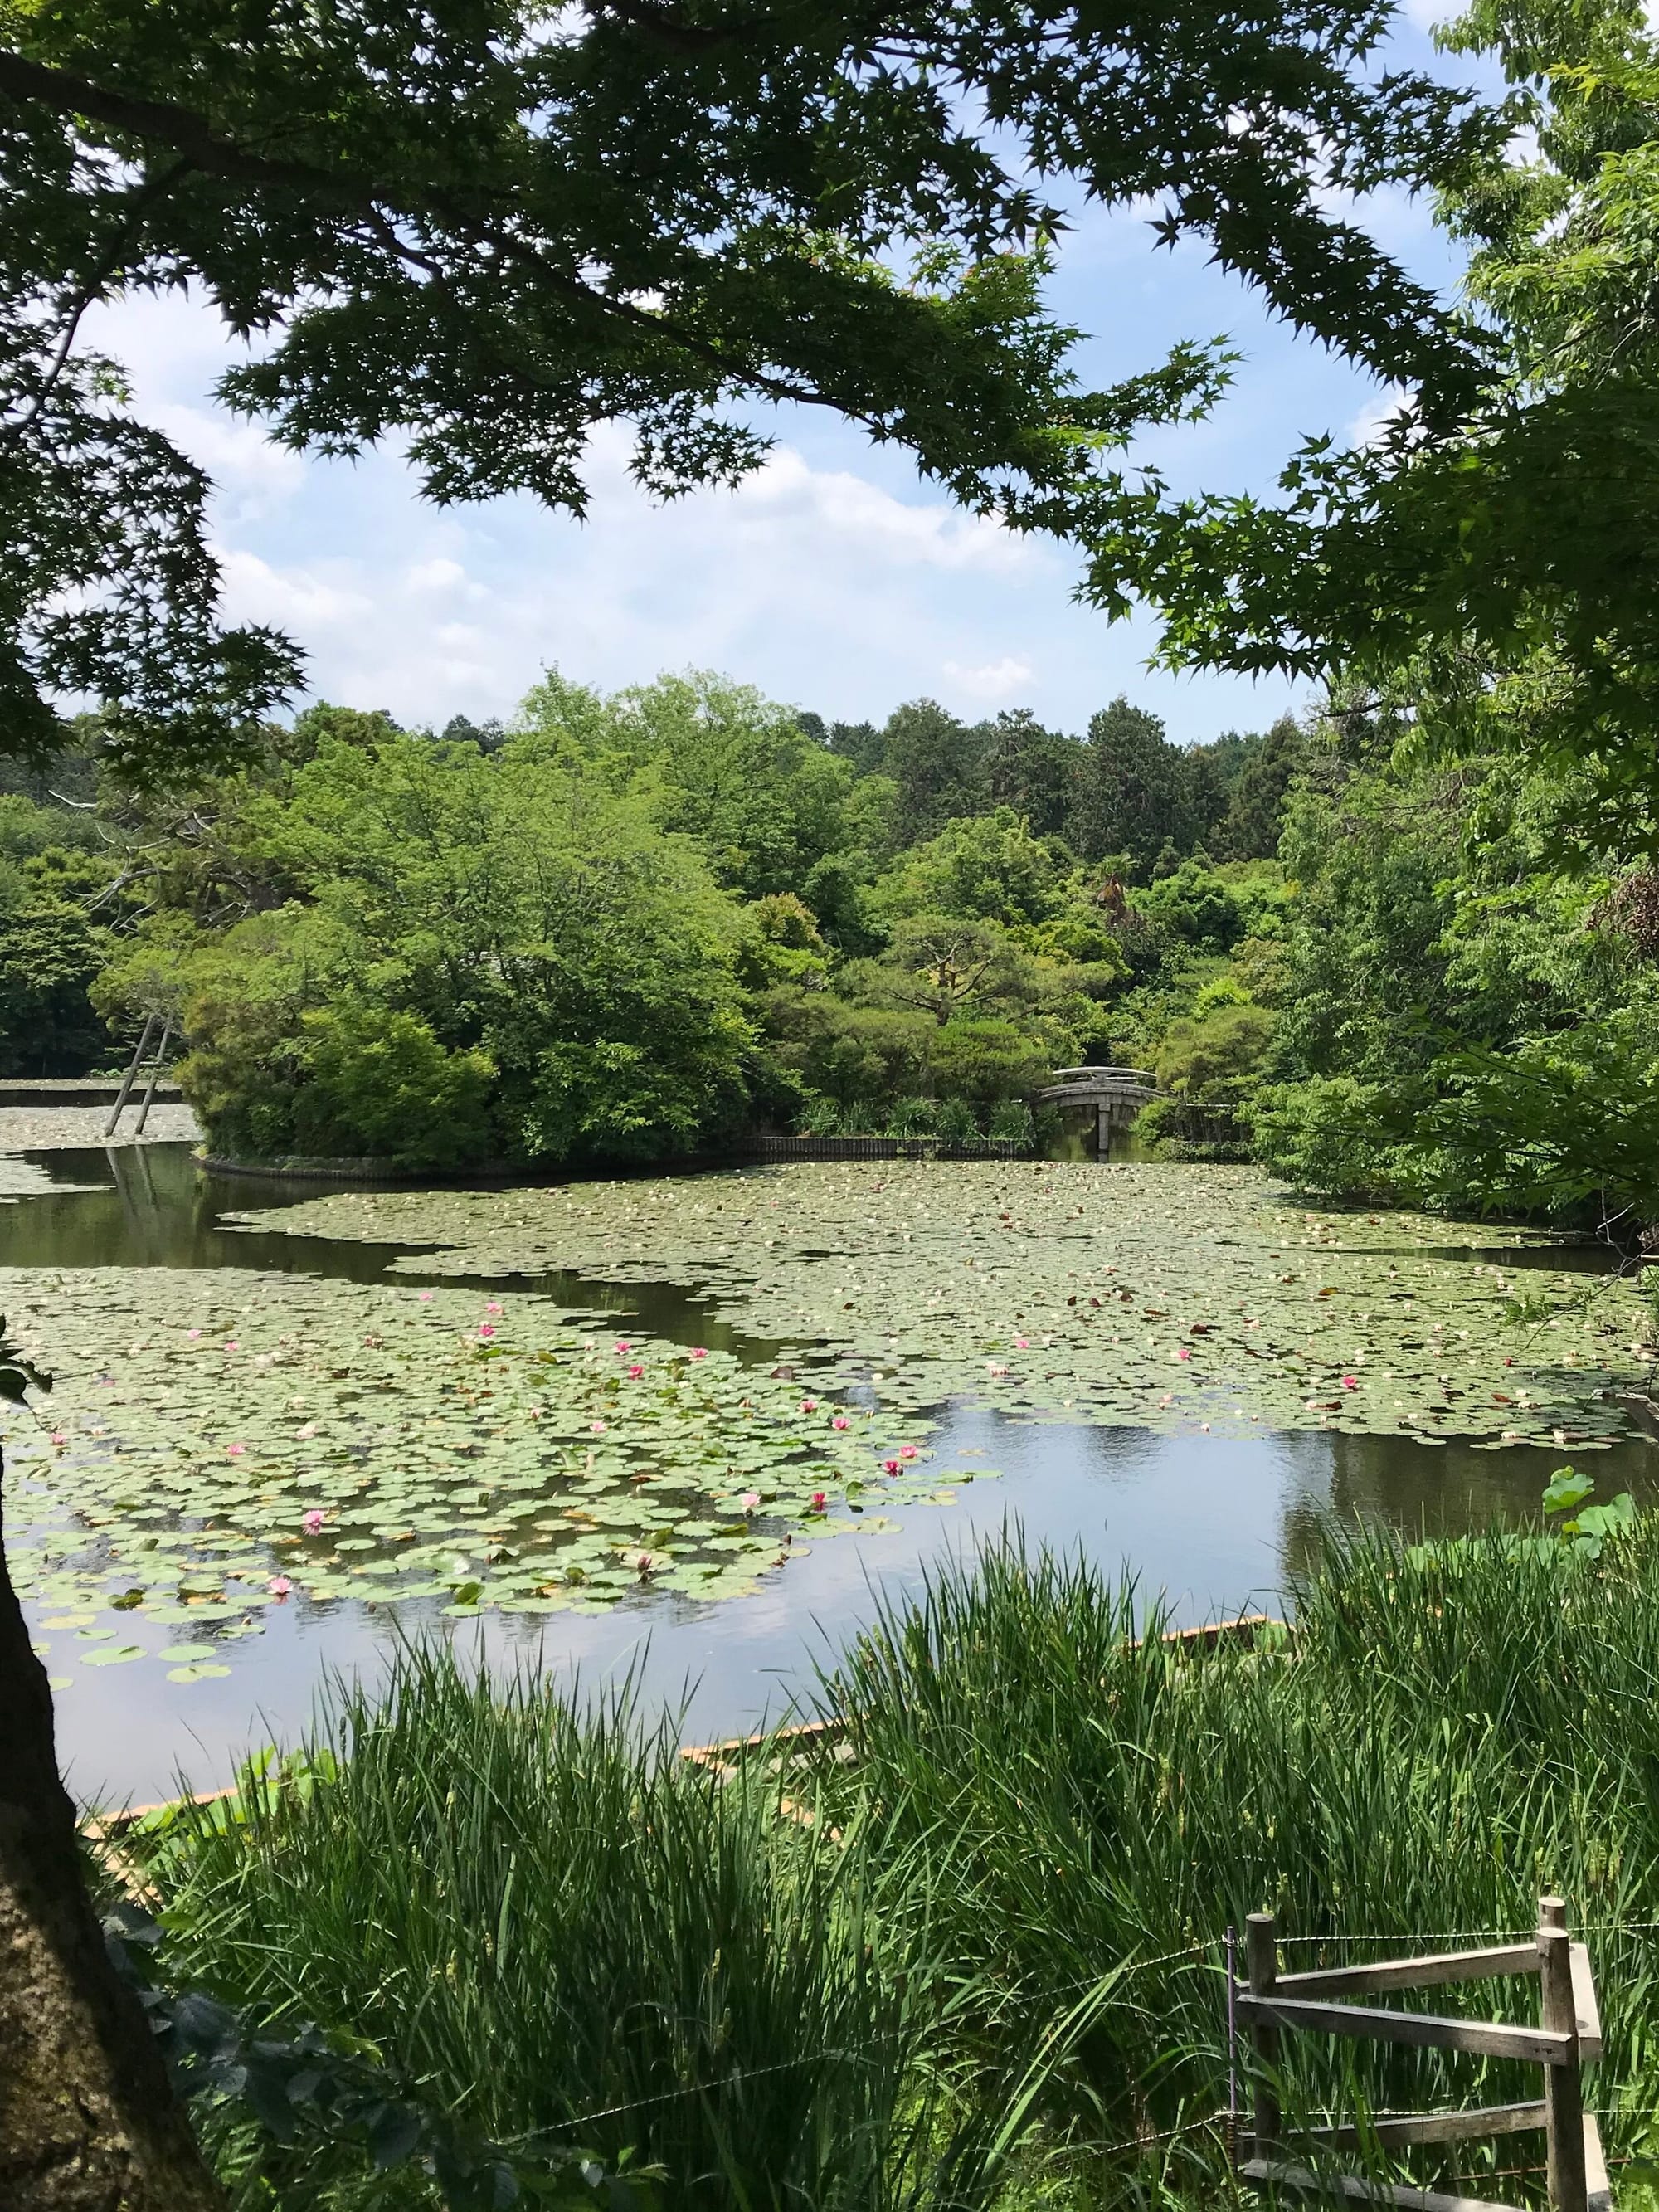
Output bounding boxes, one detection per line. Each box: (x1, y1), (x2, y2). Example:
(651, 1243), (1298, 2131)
(0, 1447), (226, 2210)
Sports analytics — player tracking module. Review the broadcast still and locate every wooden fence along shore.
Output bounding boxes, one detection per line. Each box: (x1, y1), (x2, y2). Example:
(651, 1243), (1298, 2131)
(89, 1612), (1623, 2209)
(1239, 1899), (1610, 2212)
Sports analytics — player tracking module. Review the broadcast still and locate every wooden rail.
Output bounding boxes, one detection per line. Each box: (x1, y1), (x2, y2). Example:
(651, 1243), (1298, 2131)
(1238, 1898), (1608, 2212)
(93, 1612), (1279, 1839)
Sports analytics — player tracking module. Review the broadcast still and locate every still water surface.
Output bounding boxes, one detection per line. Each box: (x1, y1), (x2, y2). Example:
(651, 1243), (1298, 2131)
(5, 1141), (1652, 1805)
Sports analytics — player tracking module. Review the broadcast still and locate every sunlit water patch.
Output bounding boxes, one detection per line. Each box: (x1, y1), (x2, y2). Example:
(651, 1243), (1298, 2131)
(2, 1144), (1654, 1803)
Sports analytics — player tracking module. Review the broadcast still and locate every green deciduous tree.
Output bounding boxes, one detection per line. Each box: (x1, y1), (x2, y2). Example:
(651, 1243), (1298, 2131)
(521, 670), (855, 898)
(0, 0), (1490, 786)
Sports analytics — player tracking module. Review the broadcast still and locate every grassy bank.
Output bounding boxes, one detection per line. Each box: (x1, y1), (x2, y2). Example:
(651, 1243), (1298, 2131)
(123, 1523), (1659, 2209)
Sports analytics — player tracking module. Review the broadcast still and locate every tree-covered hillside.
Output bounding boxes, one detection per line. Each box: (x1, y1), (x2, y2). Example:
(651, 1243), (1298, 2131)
(2, 684), (1294, 1162)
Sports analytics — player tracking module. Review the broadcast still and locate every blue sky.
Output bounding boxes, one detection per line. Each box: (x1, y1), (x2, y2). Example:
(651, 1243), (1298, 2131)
(87, 0), (1467, 748)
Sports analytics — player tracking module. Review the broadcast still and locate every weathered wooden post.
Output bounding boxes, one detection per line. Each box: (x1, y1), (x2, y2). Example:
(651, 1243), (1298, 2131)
(1247, 1909), (1280, 2161)
(1540, 1896), (1588, 2212)
(130, 1019), (173, 1138)
(103, 1011), (157, 1138)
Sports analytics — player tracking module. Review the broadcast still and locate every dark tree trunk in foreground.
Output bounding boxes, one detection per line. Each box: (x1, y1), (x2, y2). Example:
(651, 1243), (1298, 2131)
(0, 1453), (225, 2210)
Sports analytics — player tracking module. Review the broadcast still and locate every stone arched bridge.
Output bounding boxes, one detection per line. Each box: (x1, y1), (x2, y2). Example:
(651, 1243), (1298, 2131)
(1034, 1065), (1157, 1151)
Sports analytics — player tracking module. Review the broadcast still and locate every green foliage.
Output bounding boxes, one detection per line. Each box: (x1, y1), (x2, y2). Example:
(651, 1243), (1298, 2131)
(0, 891), (111, 1075)
(985, 1098), (1038, 1147)
(108, 733), (755, 1166)
(521, 673), (858, 900)
(1066, 697), (1204, 871)
(2, 0), (1491, 778)
(1540, 1464), (1637, 1559)
(143, 1645), (1048, 2212)
(1213, 715), (1306, 860)
(817, 1519), (1659, 2161)
(1134, 859), (1246, 948)
(873, 807), (1063, 931)
(1151, 1004), (1275, 1100)
(1253, 1076), (1424, 1203)
(105, 1513), (1659, 2205)
(294, 1007), (496, 1171)
(1253, 709), (1659, 1220)
(56, 665), (1313, 1155)
(870, 701), (990, 845)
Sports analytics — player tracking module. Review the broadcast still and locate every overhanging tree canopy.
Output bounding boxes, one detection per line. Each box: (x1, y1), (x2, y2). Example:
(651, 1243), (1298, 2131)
(0, 0), (1497, 778)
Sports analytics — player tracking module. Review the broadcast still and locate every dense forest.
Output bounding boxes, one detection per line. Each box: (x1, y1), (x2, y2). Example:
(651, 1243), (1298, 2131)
(7, 675), (1657, 1234)
(0, 682), (1300, 1162)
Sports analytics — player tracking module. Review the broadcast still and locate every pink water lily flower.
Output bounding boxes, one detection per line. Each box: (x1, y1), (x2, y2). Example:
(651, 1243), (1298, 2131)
(226, 1442), (246, 1458)
(883, 1458), (900, 1474)
(187, 1328), (202, 1341)
(615, 1340), (632, 1356)
(898, 1444), (918, 1460)
(1341, 1374), (1359, 1390)
(418, 1289), (434, 1303)
(800, 1397), (818, 1414)
(590, 1419), (608, 1435)
(810, 1491), (826, 1511)
(486, 1300), (504, 1315)
(1177, 1347), (1193, 1361)
(690, 1347), (708, 1361)
(741, 1490), (761, 1511)
(626, 1363), (645, 1379)
(830, 1415), (850, 1430)
(267, 1575), (294, 1598)
(302, 1508), (325, 1534)
(1014, 1337), (1029, 1349)
(477, 1323), (495, 1340)
(224, 1338), (239, 1352)
(49, 1429), (66, 1445)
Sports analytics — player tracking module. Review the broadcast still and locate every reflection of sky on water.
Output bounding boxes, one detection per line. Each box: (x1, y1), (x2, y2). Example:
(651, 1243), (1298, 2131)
(7, 1143), (1654, 1806)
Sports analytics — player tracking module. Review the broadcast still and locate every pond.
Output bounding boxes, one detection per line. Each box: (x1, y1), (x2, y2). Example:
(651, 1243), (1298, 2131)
(2, 1138), (1655, 1807)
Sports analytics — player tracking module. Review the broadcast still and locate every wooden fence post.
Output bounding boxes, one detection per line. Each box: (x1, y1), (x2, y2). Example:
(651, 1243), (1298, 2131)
(1540, 1897), (1587, 2212)
(1247, 1910), (1280, 2161)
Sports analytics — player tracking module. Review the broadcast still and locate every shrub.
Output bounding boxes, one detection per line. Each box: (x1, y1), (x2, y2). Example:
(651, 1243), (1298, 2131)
(1253, 1075), (1423, 1200)
(985, 1098), (1037, 1149)
(1151, 1003), (1275, 1101)
(294, 1006), (496, 1168)
(932, 1095), (982, 1147)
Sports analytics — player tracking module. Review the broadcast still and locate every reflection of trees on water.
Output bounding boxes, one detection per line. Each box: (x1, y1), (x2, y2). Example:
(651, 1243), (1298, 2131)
(1278, 1429), (1659, 1581)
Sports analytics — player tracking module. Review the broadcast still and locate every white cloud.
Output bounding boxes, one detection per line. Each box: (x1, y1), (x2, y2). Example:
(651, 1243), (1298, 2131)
(729, 447), (1031, 572)
(152, 402), (304, 520)
(1348, 385), (1412, 450)
(70, 257), (1315, 740)
(217, 548), (373, 632)
(941, 655), (1034, 701)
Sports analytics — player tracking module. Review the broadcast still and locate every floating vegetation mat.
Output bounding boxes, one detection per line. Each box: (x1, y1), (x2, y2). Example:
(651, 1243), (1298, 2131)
(6, 1164), (1653, 1694)
(234, 1162), (1656, 1450)
(0, 1269), (956, 1688)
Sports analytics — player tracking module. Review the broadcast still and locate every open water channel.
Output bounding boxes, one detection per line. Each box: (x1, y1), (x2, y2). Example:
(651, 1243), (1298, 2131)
(3, 1138), (1654, 1807)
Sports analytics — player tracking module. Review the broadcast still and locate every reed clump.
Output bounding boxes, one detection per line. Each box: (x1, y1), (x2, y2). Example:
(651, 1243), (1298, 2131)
(134, 1522), (1659, 2208)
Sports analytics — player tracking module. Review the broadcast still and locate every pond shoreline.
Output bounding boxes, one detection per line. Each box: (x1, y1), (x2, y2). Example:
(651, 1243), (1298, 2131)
(5, 1141), (1655, 1803)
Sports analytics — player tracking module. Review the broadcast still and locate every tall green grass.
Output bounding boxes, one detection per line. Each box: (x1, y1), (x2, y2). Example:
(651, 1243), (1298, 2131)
(148, 1646), (1063, 2211)
(820, 1523), (1659, 2194)
(137, 1523), (1659, 2208)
